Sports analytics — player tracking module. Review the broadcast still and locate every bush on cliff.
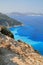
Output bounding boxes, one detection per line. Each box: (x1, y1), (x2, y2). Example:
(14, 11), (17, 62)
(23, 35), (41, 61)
(0, 26), (14, 39)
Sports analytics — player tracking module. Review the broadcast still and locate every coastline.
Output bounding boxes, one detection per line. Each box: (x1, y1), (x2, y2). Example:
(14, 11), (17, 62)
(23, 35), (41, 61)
(9, 23), (24, 28)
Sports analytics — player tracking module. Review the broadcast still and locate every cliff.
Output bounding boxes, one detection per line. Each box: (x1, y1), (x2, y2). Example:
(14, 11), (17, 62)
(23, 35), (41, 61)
(0, 32), (43, 65)
(0, 13), (22, 27)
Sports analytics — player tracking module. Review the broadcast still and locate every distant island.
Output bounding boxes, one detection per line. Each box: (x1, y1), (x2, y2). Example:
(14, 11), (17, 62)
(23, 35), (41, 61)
(0, 13), (22, 28)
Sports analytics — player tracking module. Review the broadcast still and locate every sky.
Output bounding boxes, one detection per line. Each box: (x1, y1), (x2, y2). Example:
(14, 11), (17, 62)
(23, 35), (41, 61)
(0, 0), (43, 13)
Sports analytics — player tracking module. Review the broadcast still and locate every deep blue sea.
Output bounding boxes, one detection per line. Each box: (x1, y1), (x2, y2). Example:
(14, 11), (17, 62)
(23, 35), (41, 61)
(9, 16), (43, 55)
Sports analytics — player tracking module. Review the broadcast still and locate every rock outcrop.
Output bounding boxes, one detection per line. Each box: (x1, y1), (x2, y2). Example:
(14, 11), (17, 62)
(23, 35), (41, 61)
(0, 32), (43, 65)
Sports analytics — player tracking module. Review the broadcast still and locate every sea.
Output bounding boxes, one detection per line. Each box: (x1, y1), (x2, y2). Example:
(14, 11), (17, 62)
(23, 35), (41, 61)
(9, 15), (43, 55)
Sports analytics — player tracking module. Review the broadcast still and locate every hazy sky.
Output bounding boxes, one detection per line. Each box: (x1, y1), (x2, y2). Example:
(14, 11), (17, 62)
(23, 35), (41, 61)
(0, 0), (43, 13)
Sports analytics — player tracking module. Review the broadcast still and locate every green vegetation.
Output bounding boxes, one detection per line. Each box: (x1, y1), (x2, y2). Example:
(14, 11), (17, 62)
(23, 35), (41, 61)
(0, 13), (22, 27)
(0, 26), (14, 38)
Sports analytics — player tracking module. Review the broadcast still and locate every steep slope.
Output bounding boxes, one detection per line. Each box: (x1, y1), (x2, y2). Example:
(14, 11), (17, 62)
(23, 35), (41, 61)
(0, 13), (22, 27)
(0, 32), (43, 65)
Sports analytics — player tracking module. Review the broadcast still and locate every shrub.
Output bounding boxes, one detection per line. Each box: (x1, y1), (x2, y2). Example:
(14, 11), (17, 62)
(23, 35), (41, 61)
(1, 26), (14, 39)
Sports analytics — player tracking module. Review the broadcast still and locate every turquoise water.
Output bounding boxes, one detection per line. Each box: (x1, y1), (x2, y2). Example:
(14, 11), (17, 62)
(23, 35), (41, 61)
(9, 16), (43, 55)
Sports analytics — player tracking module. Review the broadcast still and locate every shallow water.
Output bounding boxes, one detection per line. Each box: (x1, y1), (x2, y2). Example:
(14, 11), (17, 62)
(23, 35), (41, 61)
(9, 16), (43, 55)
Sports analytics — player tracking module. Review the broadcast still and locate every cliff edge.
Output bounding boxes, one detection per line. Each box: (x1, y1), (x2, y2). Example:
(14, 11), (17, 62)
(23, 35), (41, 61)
(0, 32), (43, 65)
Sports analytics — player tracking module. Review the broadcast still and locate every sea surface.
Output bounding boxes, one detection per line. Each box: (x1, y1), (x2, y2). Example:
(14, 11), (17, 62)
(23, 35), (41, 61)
(9, 16), (43, 55)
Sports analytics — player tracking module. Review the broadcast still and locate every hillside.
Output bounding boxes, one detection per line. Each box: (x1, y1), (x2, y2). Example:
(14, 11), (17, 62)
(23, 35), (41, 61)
(0, 26), (43, 65)
(0, 13), (22, 27)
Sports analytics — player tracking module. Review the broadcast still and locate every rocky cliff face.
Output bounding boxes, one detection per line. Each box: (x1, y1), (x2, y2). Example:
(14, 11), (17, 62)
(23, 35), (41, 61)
(0, 32), (43, 65)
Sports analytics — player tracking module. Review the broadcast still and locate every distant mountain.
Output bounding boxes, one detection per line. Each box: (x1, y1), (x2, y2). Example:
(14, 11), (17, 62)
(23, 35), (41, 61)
(7, 12), (43, 17)
(0, 13), (22, 27)
(7, 12), (43, 23)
